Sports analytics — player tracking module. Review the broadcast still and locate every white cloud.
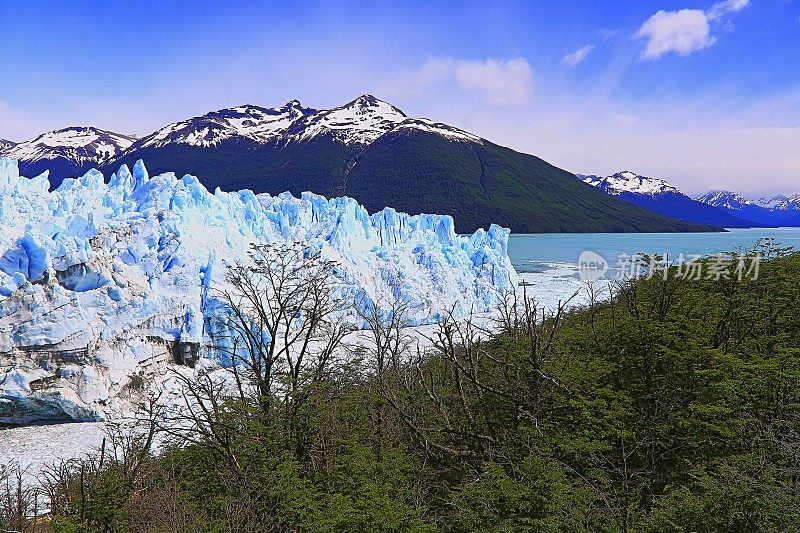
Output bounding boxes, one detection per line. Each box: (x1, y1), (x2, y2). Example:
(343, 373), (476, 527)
(382, 57), (533, 107)
(562, 45), (595, 68)
(636, 9), (715, 60)
(635, 0), (750, 60)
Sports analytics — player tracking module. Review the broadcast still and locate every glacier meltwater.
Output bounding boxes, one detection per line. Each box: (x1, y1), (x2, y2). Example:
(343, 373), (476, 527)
(0, 158), (517, 423)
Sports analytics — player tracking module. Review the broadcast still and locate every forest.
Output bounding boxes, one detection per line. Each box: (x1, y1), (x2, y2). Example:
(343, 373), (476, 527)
(2, 241), (799, 532)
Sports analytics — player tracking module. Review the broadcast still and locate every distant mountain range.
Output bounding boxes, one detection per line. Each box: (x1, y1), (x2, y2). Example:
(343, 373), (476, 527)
(579, 171), (766, 228)
(696, 191), (800, 226)
(0, 95), (720, 233)
(581, 171), (800, 228)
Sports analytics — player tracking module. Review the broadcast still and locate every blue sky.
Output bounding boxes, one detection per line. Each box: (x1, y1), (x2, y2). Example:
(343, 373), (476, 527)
(1, 0), (799, 195)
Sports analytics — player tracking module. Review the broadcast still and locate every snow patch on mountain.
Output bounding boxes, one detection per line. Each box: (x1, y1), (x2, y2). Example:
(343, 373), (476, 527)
(135, 101), (316, 149)
(0, 157), (516, 424)
(580, 171), (681, 197)
(394, 118), (483, 142)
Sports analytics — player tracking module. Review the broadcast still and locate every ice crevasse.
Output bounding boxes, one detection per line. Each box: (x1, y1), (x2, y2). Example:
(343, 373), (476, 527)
(0, 157), (517, 423)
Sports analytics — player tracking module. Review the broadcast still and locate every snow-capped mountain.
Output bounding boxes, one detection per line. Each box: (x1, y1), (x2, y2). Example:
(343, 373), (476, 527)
(0, 139), (16, 151)
(756, 194), (789, 209)
(580, 171), (763, 228)
(756, 193), (800, 212)
(129, 94), (480, 151)
(697, 190), (800, 226)
(0, 127), (134, 189)
(580, 170), (681, 196)
(288, 95), (408, 145)
(2, 126), (133, 165)
(697, 190), (756, 211)
(282, 95), (481, 145)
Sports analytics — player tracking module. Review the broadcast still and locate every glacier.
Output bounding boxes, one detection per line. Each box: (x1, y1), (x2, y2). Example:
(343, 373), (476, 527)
(0, 157), (517, 424)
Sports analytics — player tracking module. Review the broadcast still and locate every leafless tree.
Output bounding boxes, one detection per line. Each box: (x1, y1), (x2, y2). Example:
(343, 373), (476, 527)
(360, 289), (578, 465)
(0, 462), (40, 532)
(150, 367), (245, 469)
(145, 242), (352, 470)
(212, 243), (350, 418)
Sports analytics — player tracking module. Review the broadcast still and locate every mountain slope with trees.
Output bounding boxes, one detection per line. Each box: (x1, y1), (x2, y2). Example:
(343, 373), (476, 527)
(109, 123), (719, 233)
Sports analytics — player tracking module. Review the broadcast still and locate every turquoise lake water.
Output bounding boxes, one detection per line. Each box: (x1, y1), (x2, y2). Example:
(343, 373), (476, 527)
(507, 227), (800, 273)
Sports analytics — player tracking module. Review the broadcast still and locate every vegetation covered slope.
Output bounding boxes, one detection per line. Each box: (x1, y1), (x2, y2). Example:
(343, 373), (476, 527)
(5, 242), (799, 532)
(108, 130), (719, 234)
(348, 130), (717, 233)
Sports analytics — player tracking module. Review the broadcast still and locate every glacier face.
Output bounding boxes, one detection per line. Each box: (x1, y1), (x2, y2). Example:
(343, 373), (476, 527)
(0, 158), (517, 424)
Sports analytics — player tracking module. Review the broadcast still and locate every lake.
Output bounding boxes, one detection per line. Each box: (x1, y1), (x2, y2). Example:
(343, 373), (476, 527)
(508, 227), (800, 273)
(506, 228), (800, 311)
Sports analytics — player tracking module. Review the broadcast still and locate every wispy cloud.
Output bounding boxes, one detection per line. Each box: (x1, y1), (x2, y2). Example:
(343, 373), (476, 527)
(598, 28), (621, 40)
(562, 45), (595, 68)
(382, 57), (533, 106)
(635, 0), (750, 60)
(706, 0), (750, 21)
